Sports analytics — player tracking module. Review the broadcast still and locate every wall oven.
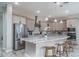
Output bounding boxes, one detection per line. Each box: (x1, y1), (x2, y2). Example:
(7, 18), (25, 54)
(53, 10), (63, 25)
(67, 28), (76, 40)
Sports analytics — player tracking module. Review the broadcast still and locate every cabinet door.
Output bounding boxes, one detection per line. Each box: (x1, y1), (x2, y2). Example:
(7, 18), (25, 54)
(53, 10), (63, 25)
(67, 20), (76, 28)
(13, 15), (20, 23)
(20, 17), (26, 24)
(13, 15), (26, 24)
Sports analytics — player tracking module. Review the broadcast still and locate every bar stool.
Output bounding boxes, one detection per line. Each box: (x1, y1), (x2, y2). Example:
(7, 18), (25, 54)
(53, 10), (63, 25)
(56, 43), (64, 57)
(56, 43), (69, 57)
(62, 43), (69, 57)
(44, 46), (57, 57)
(64, 40), (73, 52)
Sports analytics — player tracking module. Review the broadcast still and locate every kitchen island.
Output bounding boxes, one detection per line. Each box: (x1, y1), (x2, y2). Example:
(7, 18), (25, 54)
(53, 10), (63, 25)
(21, 35), (69, 57)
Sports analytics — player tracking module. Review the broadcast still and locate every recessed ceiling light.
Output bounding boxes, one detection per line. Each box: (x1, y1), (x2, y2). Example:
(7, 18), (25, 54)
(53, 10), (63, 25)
(14, 2), (19, 5)
(56, 2), (60, 5)
(45, 17), (48, 21)
(60, 20), (63, 23)
(65, 10), (69, 14)
(36, 10), (40, 14)
(54, 19), (57, 22)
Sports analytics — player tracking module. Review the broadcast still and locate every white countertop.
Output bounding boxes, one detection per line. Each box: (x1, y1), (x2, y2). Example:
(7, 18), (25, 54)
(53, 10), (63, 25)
(21, 35), (70, 44)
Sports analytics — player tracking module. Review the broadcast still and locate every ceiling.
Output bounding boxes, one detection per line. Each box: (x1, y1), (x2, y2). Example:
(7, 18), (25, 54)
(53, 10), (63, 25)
(1, 2), (79, 21)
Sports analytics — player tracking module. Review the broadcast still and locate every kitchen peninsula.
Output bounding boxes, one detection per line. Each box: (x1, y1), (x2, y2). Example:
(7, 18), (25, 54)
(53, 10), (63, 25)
(21, 34), (69, 57)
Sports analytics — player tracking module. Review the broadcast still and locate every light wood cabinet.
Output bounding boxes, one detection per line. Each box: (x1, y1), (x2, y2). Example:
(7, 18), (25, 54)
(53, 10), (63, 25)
(66, 19), (76, 28)
(47, 20), (67, 31)
(12, 15), (26, 24)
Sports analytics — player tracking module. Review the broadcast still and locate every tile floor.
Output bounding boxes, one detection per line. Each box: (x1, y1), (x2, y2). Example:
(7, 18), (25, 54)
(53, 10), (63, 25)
(68, 44), (79, 57)
(2, 49), (28, 57)
(1, 44), (79, 57)
(0, 41), (79, 57)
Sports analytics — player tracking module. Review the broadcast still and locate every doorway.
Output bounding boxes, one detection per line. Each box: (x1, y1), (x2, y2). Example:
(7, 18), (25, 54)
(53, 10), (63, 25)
(0, 8), (3, 57)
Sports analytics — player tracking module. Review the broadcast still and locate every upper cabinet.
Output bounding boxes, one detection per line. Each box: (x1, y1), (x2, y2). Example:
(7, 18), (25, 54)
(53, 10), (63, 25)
(20, 17), (26, 24)
(47, 20), (67, 31)
(12, 15), (26, 24)
(12, 15), (19, 23)
(66, 19), (76, 28)
(26, 19), (35, 30)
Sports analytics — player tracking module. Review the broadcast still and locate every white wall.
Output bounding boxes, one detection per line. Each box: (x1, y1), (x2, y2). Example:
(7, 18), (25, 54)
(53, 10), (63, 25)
(0, 6), (3, 13)
(75, 19), (79, 43)
(0, 15), (3, 40)
(3, 4), (13, 52)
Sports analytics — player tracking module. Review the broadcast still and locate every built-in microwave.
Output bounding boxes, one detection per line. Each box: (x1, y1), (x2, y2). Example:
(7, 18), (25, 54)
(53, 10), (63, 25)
(68, 28), (75, 32)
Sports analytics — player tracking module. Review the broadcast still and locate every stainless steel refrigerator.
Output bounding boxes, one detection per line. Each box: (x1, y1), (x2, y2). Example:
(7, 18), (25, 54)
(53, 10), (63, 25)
(13, 23), (28, 50)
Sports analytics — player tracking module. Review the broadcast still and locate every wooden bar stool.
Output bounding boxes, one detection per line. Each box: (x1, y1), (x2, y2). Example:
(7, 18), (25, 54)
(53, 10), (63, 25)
(56, 43), (64, 57)
(64, 40), (73, 52)
(56, 43), (69, 57)
(44, 46), (57, 57)
(62, 43), (69, 57)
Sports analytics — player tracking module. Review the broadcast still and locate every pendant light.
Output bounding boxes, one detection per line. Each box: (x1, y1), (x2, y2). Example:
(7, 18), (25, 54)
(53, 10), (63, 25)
(45, 17), (48, 21)
(36, 10), (40, 14)
(60, 20), (63, 23)
(14, 2), (19, 5)
(54, 19), (57, 22)
(54, 4), (57, 22)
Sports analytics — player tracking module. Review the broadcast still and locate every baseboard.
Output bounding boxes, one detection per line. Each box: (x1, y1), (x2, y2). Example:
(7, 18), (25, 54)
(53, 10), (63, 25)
(5, 49), (13, 53)
(2, 49), (13, 53)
